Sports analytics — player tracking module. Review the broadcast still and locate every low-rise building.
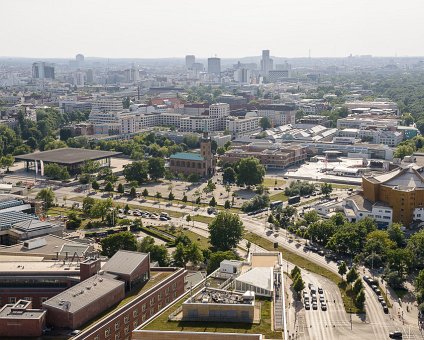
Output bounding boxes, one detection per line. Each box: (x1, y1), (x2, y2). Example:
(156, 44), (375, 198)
(0, 300), (46, 338)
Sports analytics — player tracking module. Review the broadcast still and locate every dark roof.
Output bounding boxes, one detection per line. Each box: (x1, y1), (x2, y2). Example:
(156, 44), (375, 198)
(102, 250), (149, 276)
(15, 148), (122, 165)
(43, 273), (124, 313)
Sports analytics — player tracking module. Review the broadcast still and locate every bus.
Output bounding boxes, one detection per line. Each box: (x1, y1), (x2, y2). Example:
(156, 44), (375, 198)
(270, 201), (283, 210)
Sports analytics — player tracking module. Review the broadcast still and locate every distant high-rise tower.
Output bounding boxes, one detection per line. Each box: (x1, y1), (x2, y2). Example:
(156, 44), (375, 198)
(185, 55), (195, 70)
(76, 54), (85, 63)
(207, 57), (221, 75)
(260, 50), (273, 78)
(32, 62), (55, 79)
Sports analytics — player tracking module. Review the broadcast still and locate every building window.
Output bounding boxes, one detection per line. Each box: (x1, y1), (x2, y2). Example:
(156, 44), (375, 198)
(94, 336), (99, 340)
(172, 283), (177, 290)
(150, 308), (155, 316)
(165, 287), (170, 295)
(124, 315), (130, 324)
(142, 314), (146, 322)
(124, 325), (130, 335)
(174, 292), (177, 298)
(105, 328), (111, 337)
(158, 303), (162, 310)
(166, 297), (170, 304)
(9, 297), (16, 304)
(150, 298), (155, 306)
(115, 321), (120, 331)
(115, 334), (120, 340)
(133, 309), (138, 317)
(24, 297), (32, 301)
(133, 320), (138, 328)
(158, 293), (162, 300)
(142, 304), (146, 312)
(41, 297), (48, 303)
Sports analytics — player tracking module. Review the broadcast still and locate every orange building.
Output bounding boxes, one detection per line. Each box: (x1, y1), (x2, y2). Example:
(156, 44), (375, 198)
(362, 165), (424, 226)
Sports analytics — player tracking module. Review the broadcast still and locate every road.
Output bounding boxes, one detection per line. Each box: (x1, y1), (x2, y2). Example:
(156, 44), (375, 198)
(26, 186), (424, 340)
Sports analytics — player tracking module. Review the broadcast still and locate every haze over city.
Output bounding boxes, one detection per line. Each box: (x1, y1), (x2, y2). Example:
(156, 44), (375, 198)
(1, 0), (424, 58)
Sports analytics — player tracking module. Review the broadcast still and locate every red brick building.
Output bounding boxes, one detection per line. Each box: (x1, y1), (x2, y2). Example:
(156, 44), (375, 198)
(0, 300), (46, 338)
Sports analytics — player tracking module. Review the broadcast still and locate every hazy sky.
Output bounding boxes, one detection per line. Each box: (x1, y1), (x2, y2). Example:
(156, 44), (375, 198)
(1, 0), (423, 58)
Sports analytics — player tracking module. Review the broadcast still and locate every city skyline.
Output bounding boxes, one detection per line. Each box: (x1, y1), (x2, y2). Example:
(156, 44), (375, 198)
(1, 0), (423, 59)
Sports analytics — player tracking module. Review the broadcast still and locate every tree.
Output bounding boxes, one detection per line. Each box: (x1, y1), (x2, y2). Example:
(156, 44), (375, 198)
(91, 180), (100, 190)
(155, 192), (162, 199)
(90, 198), (113, 220)
(195, 197), (201, 205)
(407, 229), (424, 269)
(36, 188), (55, 209)
(308, 220), (336, 245)
(387, 223), (405, 247)
(207, 251), (239, 273)
(259, 117), (271, 130)
(182, 194), (188, 203)
(83, 196), (95, 214)
(0, 154), (14, 172)
(224, 200), (231, 209)
(130, 187), (137, 198)
(236, 157), (265, 187)
(147, 157), (165, 180)
(209, 196), (217, 207)
(416, 269), (424, 293)
(79, 173), (93, 184)
(104, 182), (114, 193)
(100, 231), (137, 258)
(355, 289), (366, 309)
(241, 194), (269, 212)
(44, 163), (70, 181)
(352, 278), (364, 295)
(338, 261), (348, 279)
(173, 243), (187, 268)
(81, 160), (100, 174)
(66, 211), (82, 230)
(142, 188), (149, 198)
(217, 146), (226, 155)
(117, 183), (124, 194)
(291, 266), (301, 280)
(123, 161), (148, 184)
(394, 144), (414, 159)
(320, 183), (333, 198)
(168, 191), (175, 201)
(346, 267), (359, 286)
(209, 211), (244, 251)
(186, 243), (204, 266)
(293, 275), (305, 295)
(303, 210), (319, 225)
(223, 167), (236, 184)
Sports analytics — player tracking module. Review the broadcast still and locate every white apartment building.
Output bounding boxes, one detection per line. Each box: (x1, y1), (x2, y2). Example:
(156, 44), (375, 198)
(343, 194), (393, 227)
(257, 109), (295, 127)
(91, 98), (123, 112)
(337, 116), (399, 129)
(225, 115), (261, 138)
(338, 128), (403, 146)
(209, 103), (230, 118)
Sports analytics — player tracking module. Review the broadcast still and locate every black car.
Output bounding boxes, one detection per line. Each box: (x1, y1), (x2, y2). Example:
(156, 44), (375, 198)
(389, 331), (402, 339)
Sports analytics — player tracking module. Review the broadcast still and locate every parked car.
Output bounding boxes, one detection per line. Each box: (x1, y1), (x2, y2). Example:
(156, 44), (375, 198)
(321, 303), (327, 311)
(305, 302), (310, 310)
(318, 287), (323, 294)
(389, 331), (403, 339)
(312, 302), (318, 310)
(383, 306), (389, 314)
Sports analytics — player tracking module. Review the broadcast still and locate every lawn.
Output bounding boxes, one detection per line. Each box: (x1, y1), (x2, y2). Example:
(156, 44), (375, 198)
(191, 215), (214, 224)
(331, 184), (360, 190)
(46, 206), (70, 216)
(269, 191), (288, 202)
(154, 225), (211, 251)
(144, 295), (282, 339)
(243, 231), (363, 314)
(263, 178), (286, 187)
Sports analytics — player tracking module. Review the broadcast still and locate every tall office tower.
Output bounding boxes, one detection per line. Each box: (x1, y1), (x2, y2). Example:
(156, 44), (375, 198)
(124, 67), (140, 83)
(32, 62), (55, 79)
(260, 50), (273, 77)
(234, 68), (251, 84)
(85, 69), (94, 83)
(74, 70), (86, 86)
(207, 57), (221, 75)
(185, 55), (195, 69)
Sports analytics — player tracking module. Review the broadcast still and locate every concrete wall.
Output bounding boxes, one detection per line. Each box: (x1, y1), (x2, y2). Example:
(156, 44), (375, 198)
(182, 302), (254, 323)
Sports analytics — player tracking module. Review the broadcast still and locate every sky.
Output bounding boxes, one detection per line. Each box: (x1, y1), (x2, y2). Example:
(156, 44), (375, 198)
(1, 0), (423, 59)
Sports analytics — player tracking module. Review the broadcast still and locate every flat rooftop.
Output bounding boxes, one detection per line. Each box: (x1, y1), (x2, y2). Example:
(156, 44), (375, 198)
(250, 253), (281, 267)
(101, 250), (148, 276)
(43, 273), (124, 314)
(15, 148), (122, 165)
(0, 260), (81, 274)
(0, 301), (46, 319)
(186, 288), (253, 305)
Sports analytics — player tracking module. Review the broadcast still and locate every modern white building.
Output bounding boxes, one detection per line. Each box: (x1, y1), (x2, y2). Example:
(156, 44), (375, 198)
(225, 114), (261, 138)
(207, 58), (221, 75)
(343, 194), (393, 226)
